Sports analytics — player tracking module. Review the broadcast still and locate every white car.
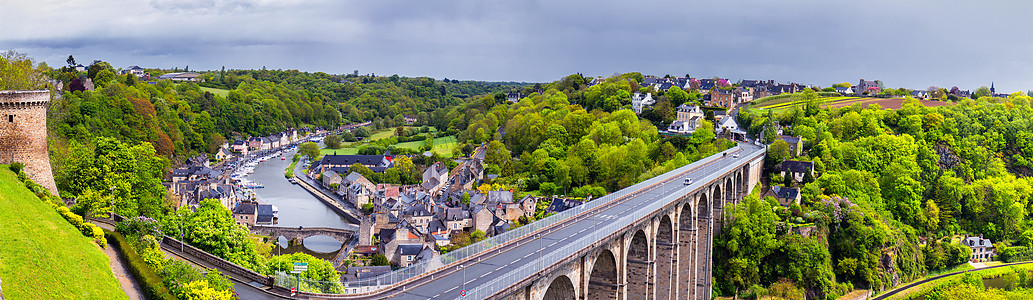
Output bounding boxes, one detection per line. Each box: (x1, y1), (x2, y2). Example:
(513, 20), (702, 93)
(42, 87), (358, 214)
(683, 178), (693, 185)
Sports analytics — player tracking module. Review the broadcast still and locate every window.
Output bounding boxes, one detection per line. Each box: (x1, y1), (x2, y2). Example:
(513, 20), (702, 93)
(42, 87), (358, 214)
(7, 115), (12, 123)
(406, 256), (413, 262)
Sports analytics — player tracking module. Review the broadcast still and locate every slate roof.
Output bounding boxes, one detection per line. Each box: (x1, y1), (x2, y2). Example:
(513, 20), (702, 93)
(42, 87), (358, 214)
(772, 186), (799, 200)
(778, 135), (801, 145)
(781, 160), (813, 174)
(233, 203), (256, 215)
(398, 244), (424, 256)
(547, 198), (583, 213)
(965, 236), (994, 248)
(319, 155), (392, 167)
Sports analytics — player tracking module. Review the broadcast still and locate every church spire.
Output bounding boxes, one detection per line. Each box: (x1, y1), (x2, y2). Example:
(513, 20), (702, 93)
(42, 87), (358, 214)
(991, 82), (995, 94)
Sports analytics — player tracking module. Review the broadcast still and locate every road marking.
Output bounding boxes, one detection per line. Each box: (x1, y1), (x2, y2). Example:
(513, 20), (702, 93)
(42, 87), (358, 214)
(524, 253), (534, 258)
(496, 266), (504, 271)
(445, 286), (457, 293)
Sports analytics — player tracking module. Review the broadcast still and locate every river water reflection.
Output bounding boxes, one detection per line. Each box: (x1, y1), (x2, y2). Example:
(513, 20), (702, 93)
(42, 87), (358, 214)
(246, 147), (352, 255)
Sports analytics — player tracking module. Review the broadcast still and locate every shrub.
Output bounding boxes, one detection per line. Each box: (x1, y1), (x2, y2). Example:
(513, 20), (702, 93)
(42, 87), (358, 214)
(106, 230), (177, 300)
(8, 162), (24, 173)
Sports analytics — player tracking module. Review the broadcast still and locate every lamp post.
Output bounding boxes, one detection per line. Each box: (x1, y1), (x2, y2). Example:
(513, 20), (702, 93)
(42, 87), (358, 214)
(459, 264), (466, 297)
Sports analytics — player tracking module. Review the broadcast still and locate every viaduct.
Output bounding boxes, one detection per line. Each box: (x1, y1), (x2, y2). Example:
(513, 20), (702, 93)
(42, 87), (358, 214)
(298, 142), (765, 299)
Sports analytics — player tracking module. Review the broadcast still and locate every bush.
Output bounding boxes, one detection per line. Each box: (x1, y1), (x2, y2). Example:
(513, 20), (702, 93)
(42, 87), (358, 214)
(8, 162), (24, 173)
(106, 230), (178, 300)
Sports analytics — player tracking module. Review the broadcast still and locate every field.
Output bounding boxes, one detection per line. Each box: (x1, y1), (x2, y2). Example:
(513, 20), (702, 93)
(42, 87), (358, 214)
(320, 147), (359, 156)
(0, 166), (127, 299)
(394, 135), (458, 156)
(753, 96), (953, 112)
(199, 86), (230, 97)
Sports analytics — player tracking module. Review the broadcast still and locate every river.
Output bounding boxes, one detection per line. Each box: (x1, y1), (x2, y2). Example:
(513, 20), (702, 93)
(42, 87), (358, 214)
(246, 146), (353, 259)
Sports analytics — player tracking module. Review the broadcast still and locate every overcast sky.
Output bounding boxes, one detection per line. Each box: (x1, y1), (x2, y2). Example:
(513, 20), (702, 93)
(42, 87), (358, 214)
(2, 0), (1031, 92)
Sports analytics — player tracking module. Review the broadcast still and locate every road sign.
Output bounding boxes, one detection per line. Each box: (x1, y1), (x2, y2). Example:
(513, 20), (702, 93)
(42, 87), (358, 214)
(291, 287), (296, 296)
(293, 262), (308, 272)
(460, 289), (466, 297)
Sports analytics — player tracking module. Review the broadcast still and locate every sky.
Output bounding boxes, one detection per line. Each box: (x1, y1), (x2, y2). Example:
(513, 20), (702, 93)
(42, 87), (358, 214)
(2, 0), (1031, 92)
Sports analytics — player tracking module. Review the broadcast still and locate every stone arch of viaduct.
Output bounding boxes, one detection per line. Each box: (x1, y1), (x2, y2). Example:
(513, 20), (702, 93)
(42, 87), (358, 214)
(503, 156), (761, 300)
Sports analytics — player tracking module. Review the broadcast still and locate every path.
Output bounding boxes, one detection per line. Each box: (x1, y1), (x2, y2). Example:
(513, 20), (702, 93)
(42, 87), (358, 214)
(871, 261), (1033, 300)
(103, 241), (145, 300)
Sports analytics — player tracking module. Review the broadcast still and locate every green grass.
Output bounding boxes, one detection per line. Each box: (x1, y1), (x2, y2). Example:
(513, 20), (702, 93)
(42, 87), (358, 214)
(320, 147), (359, 156)
(394, 135), (458, 157)
(0, 165), (128, 299)
(199, 86), (230, 97)
(368, 129), (396, 141)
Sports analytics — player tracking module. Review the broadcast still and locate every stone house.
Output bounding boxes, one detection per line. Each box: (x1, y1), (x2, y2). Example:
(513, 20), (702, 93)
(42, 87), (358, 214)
(777, 135), (803, 157)
(780, 160), (814, 183)
(964, 235), (996, 262)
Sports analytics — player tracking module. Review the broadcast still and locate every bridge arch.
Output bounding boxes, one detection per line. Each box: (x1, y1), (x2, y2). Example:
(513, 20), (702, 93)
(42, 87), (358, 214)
(736, 171), (744, 203)
(587, 249), (619, 300)
(725, 177), (735, 206)
(543, 275), (576, 300)
(692, 191), (711, 299)
(627, 229), (651, 299)
(677, 201), (695, 300)
(655, 215), (674, 300)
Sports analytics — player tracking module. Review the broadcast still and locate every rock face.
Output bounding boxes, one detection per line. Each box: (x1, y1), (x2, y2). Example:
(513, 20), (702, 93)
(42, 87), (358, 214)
(0, 90), (58, 195)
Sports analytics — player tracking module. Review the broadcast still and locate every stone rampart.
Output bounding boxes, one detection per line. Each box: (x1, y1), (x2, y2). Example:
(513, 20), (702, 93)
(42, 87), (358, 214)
(0, 90), (58, 195)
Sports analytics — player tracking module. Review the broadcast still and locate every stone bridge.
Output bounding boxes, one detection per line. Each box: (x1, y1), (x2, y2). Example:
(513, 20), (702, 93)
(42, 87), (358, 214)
(251, 225), (357, 246)
(502, 145), (763, 300)
(309, 142), (765, 300)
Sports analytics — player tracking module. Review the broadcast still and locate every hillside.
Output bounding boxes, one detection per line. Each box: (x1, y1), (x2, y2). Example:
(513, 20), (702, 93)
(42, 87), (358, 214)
(0, 165), (126, 300)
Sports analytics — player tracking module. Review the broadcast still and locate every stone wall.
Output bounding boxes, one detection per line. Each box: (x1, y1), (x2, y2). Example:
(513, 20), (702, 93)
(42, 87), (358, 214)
(0, 90), (58, 195)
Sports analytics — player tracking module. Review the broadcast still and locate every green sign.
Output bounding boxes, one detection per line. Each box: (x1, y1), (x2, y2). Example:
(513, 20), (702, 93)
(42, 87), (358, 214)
(293, 262), (308, 272)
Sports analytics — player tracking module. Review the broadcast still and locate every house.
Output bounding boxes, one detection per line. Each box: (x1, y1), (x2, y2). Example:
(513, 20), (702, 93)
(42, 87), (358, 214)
(518, 195), (537, 219)
(247, 137), (263, 150)
(321, 170), (343, 190)
(402, 205), (435, 232)
(439, 207), (471, 231)
(964, 235), (996, 262)
(260, 137), (272, 150)
(835, 86), (855, 95)
(121, 66), (146, 77)
(668, 104), (705, 134)
(777, 135), (803, 157)
(403, 114), (418, 124)
(313, 154), (394, 175)
(712, 88), (734, 108)
(396, 244), (424, 267)
(232, 202), (257, 227)
(231, 140), (249, 154)
(74, 64), (86, 72)
(344, 265), (391, 281)
(215, 148), (234, 161)
(158, 72), (202, 82)
(780, 160), (814, 183)
(734, 87), (753, 103)
(343, 172), (376, 207)
(714, 116), (747, 140)
(631, 92), (655, 114)
(506, 92), (524, 103)
(765, 186), (801, 206)
(421, 162), (449, 195)
(910, 90), (928, 99)
(858, 79), (883, 95)
(352, 246), (381, 258)
(547, 198), (584, 214)
(256, 204), (278, 225)
(268, 135), (281, 149)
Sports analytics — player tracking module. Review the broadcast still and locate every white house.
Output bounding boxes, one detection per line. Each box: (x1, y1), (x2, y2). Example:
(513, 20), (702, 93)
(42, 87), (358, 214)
(631, 92), (655, 114)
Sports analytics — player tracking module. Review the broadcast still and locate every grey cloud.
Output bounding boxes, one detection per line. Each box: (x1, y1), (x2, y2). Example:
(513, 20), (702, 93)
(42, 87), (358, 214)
(2, 0), (1032, 91)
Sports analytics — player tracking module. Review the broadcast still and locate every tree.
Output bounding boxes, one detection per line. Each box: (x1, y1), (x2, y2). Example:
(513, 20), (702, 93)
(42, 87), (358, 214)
(371, 254), (390, 266)
(718, 195), (781, 290)
(0, 50), (49, 90)
(66, 55), (76, 67)
(667, 86), (690, 106)
(973, 86), (992, 99)
(299, 141), (320, 160)
(324, 134), (342, 149)
(767, 139), (792, 164)
(484, 140), (510, 167)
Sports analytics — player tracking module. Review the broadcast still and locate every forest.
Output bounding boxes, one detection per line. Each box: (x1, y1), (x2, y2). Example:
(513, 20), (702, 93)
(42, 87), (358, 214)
(715, 93), (1033, 299)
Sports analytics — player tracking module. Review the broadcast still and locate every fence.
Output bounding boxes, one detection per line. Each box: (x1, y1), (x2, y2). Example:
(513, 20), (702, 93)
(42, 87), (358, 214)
(466, 145), (760, 298)
(311, 144), (761, 297)
(161, 236), (275, 286)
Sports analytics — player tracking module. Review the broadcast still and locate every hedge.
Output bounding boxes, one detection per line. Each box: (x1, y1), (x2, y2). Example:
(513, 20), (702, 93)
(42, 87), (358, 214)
(105, 230), (178, 300)
(12, 166), (107, 246)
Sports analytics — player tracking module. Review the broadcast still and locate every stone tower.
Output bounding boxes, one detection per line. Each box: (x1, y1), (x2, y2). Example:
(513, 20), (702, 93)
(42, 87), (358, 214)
(0, 90), (58, 195)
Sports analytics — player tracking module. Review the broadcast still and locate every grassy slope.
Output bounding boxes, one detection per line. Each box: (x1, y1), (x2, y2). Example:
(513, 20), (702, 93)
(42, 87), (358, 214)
(0, 166), (127, 300)
(394, 135), (458, 156)
(199, 86), (230, 97)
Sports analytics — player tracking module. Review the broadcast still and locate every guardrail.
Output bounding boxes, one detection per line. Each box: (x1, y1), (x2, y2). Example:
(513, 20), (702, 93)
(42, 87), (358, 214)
(469, 143), (764, 299)
(161, 236), (275, 286)
(324, 144), (757, 296)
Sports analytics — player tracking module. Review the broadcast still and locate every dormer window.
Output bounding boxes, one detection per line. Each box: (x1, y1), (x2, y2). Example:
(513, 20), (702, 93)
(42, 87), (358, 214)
(7, 115), (12, 123)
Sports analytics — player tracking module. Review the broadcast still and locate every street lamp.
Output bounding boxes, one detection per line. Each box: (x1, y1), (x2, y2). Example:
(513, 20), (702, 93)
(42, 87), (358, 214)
(458, 264), (466, 297)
